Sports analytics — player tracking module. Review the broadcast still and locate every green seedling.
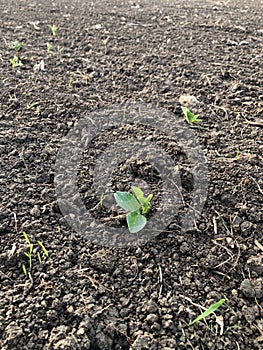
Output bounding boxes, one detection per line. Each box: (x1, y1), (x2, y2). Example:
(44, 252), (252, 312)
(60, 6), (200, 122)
(114, 186), (153, 233)
(189, 298), (226, 326)
(22, 231), (49, 275)
(68, 76), (73, 88)
(38, 240), (49, 258)
(12, 41), (22, 52)
(48, 24), (57, 36)
(99, 193), (105, 208)
(57, 45), (63, 53)
(27, 101), (39, 109)
(10, 55), (22, 68)
(235, 149), (241, 159)
(181, 106), (202, 124)
(46, 42), (52, 53)
(22, 232), (33, 274)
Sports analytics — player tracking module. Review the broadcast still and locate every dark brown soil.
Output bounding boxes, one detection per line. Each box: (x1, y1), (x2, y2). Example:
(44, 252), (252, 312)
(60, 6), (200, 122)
(0, 0), (263, 349)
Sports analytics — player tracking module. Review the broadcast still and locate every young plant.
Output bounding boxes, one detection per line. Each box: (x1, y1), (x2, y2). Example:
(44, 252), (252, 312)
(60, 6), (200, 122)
(22, 231), (49, 275)
(37, 240), (49, 263)
(12, 41), (22, 52)
(10, 55), (22, 68)
(181, 106), (202, 124)
(48, 24), (57, 36)
(114, 186), (153, 233)
(57, 45), (63, 53)
(189, 298), (226, 326)
(46, 42), (52, 53)
(22, 232), (33, 275)
(235, 148), (241, 160)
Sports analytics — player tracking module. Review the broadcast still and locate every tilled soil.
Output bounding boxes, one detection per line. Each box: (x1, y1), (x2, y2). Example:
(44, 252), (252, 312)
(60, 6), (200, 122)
(0, 0), (263, 349)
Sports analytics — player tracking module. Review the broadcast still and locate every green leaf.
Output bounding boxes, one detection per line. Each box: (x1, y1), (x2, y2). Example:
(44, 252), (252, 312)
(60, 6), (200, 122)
(132, 187), (153, 214)
(189, 299), (226, 326)
(141, 193), (153, 214)
(127, 211), (147, 233)
(29, 243), (33, 254)
(22, 264), (27, 275)
(181, 106), (202, 124)
(37, 251), (42, 264)
(38, 240), (49, 257)
(23, 231), (31, 245)
(114, 192), (140, 212)
(131, 186), (146, 204)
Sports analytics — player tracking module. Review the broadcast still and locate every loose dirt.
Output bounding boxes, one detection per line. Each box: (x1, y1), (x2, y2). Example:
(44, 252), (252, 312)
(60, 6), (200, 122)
(0, 0), (262, 349)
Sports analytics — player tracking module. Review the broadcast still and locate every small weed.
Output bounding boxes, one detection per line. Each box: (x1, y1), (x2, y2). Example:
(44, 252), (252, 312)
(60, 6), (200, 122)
(48, 24), (57, 36)
(22, 231), (49, 276)
(46, 42), (52, 53)
(99, 193), (105, 208)
(57, 45), (63, 53)
(27, 101), (39, 109)
(181, 106), (202, 124)
(22, 232), (33, 273)
(68, 76), (73, 88)
(10, 55), (22, 68)
(189, 298), (226, 326)
(12, 41), (22, 52)
(235, 149), (241, 159)
(114, 186), (153, 233)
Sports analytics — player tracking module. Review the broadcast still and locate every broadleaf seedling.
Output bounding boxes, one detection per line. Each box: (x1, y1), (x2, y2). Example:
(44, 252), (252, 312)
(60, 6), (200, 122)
(181, 106), (202, 124)
(12, 41), (22, 52)
(189, 298), (226, 326)
(10, 55), (22, 68)
(114, 186), (152, 233)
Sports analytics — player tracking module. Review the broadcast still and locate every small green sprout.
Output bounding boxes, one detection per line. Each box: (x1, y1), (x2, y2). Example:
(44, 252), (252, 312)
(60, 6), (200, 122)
(37, 240), (49, 258)
(22, 232), (33, 274)
(46, 42), (52, 53)
(235, 149), (241, 159)
(22, 232), (49, 275)
(12, 41), (22, 52)
(27, 101), (39, 109)
(99, 193), (105, 208)
(57, 45), (63, 53)
(68, 76), (73, 88)
(189, 298), (226, 326)
(10, 55), (22, 68)
(48, 24), (57, 36)
(181, 106), (202, 124)
(114, 186), (153, 233)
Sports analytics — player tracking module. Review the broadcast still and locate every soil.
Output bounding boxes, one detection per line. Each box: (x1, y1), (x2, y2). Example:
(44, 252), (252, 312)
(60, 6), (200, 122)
(0, 0), (263, 349)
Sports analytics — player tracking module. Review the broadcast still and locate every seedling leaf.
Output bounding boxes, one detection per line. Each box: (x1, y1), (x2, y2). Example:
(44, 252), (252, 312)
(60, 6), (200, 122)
(131, 186), (153, 214)
(10, 55), (22, 68)
(38, 240), (49, 257)
(99, 194), (104, 208)
(131, 186), (145, 203)
(22, 264), (27, 275)
(181, 106), (202, 124)
(12, 41), (22, 52)
(127, 211), (147, 233)
(114, 192), (140, 212)
(23, 231), (31, 245)
(48, 24), (57, 36)
(141, 193), (153, 214)
(189, 298), (226, 326)
(37, 252), (42, 264)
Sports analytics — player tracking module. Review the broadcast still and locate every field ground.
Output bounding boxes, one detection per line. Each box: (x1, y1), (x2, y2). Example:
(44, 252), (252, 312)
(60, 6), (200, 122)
(0, 0), (263, 349)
